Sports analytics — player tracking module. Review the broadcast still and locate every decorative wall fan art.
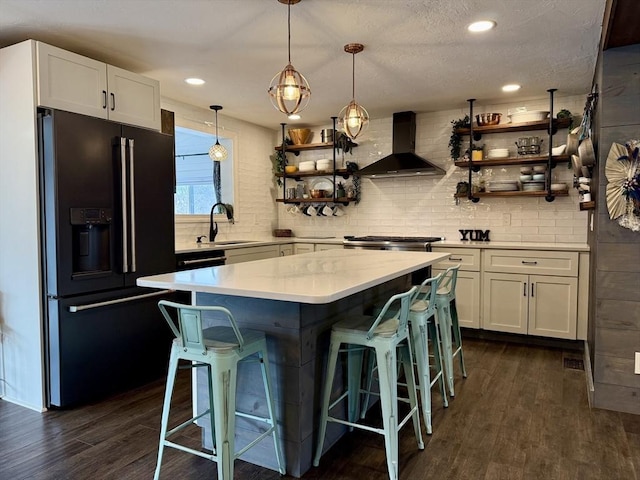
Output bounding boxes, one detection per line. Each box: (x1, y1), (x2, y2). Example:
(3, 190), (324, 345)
(605, 139), (640, 231)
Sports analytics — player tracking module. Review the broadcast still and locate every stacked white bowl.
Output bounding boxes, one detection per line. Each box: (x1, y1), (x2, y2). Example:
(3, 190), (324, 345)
(316, 158), (332, 171)
(488, 148), (509, 159)
(299, 160), (316, 172)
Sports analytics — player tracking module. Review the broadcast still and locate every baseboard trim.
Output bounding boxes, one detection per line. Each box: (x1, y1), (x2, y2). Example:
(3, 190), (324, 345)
(583, 340), (595, 408)
(461, 328), (584, 351)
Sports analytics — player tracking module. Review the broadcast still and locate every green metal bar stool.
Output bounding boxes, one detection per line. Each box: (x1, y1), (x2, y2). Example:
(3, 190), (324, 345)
(405, 272), (448, 434)
(361, 274), (448, 435)
(314, 286), (423, 480)
(154, 300), (285, 480)
(436, 265), (467, 397)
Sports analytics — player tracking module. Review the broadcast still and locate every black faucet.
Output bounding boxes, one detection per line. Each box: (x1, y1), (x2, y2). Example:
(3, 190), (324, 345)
(209, 202), (234, 243)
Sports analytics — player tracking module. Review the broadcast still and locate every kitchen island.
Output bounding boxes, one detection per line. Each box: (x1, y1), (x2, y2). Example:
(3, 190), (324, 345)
(137, 249), (449, 477)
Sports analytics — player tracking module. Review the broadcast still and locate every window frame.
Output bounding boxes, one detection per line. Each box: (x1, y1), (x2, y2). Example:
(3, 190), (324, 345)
(173, 117), (239, 225)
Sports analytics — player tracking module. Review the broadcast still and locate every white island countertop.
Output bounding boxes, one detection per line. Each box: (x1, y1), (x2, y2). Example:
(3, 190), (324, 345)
(139, 249), (449, 304)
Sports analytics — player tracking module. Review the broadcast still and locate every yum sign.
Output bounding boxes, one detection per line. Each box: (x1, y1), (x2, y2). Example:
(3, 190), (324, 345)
(459, 229), (490, 241)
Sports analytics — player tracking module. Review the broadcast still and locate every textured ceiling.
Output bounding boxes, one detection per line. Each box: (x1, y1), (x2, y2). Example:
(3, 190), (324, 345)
(0, 0), (607, 128)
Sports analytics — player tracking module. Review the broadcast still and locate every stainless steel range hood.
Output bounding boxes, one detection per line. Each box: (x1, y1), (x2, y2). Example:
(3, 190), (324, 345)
(358, 111), (446, 178)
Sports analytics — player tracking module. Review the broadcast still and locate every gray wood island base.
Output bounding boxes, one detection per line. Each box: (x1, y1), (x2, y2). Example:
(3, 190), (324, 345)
(137, 249), (448, 477)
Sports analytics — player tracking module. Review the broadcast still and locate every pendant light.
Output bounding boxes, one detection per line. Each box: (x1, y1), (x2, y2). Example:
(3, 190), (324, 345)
(338, 43), (369, 140)
(208, 105), (228, 161)
(268, 0), (310, 115)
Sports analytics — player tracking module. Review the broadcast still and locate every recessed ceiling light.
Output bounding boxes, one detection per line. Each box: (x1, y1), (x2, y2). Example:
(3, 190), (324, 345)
(502, 84), (521, 92)
(468, 20), (496, 33)
(185, 78), (205, 85)
(288, 113), (301, 120)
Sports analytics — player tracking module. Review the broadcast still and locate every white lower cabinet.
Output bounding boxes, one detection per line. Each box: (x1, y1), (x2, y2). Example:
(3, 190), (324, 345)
(229, 242), (341, 262)
(225, 245), (280, 264)
(314, 243), (343, 251)
(433, 269), (480, 329)
(482, 249), (579, 340)
(432, 247), (481, 329)
(279, 244), (294, 256)
(294, 243), (315, 255)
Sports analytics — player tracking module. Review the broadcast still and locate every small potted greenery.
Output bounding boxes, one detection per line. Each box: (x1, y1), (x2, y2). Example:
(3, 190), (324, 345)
(270, 150), (286, 186)
(334, 131), (356, 168)
(449, 115), (470, 160)
(336, 182), (346, 198)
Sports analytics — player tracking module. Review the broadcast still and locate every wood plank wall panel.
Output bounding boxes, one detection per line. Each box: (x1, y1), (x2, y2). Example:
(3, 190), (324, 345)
(592, 43), (640, 415)
(597, 243), (640, 271)
(597, 299), (640, 329)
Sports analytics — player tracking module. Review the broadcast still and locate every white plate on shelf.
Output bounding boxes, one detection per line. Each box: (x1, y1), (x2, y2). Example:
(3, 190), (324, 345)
(308, 177), (334, 195)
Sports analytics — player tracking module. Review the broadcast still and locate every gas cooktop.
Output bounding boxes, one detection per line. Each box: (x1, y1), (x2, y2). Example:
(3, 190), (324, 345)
(344, 236), (442, 243)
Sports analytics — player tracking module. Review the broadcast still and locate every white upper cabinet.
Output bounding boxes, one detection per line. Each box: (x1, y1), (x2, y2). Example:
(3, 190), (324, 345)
(106, 65), (160, 129)
(36, 42), (160, 130)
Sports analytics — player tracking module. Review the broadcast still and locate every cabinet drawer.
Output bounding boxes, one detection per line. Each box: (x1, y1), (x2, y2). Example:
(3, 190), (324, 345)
(225, 245), (280, 264)
(483, 249), (578, 277)
(432, 247), (480, 271)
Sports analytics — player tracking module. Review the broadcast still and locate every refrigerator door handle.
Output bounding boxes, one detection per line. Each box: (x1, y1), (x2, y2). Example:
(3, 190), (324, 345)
(68, 289), (175, 312)
(128, 138), (136, 272)
(120, 137), (129, 273)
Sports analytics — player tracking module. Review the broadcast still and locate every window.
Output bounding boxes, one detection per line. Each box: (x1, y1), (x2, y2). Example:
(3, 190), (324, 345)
(174, 125), (235, 217)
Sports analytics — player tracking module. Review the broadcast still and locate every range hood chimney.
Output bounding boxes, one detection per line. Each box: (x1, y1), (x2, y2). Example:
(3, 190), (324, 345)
(358, 111), (446, 178)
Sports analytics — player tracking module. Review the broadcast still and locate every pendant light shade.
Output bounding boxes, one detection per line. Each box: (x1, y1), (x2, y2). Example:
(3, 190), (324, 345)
(268, 0), (310, 115)
(208, 105), (228, 161)
(338, 43), (369, 140)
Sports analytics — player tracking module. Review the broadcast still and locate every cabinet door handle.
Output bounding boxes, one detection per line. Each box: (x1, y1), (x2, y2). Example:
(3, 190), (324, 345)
(102, 90), (107, 109)
(110, 92), (116, 111)
(449, 257), (463, 261)
(523, 282), (527, 296)
(531, 283), (535, 297)
(521, 260), (538, 265)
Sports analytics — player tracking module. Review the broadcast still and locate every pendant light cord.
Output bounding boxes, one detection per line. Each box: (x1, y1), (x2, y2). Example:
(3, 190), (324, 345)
(287, 1), (291, 64)
(351, 52), (356, 99)
(215, 109), (219, 142)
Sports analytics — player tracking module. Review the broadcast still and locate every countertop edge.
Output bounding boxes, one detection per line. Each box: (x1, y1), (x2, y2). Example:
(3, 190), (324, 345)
(434, 241), (590, 252)
(176, 238), (590, 254)
(175, 237), (343, 254)
(139, 250), (450, 304)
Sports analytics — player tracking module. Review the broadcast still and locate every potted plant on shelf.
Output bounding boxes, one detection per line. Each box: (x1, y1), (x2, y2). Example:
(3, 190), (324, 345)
(334, 131), (356, 168)
(336, 182), (346, 198)
(270, 150), (286, 186)
(449, 115), (470, 161)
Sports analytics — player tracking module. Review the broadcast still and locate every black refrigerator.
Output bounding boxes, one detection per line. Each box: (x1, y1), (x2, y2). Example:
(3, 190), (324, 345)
(38, 109), (176, 407)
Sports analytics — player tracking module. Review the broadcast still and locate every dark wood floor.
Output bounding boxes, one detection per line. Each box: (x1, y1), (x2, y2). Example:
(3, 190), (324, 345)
(1, 338), (638, 480)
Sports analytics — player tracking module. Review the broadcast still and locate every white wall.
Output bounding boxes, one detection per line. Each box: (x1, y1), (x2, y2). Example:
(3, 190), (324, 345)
(277, 95), (588, 243)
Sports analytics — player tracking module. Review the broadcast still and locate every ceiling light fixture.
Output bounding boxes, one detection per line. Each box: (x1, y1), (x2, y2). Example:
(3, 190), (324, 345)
(208, 105), (228, 161)
(468, 20), (496, 32)
(185, 78), (205, 85)
(288, 113), (301, 120)
(339, 43), (369, 140)
(268, 0), (310, 116)
(502, 84), (521, 92)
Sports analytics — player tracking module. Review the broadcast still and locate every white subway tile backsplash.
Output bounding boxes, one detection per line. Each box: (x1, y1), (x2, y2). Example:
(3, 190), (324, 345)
(172, 95), (588, 246)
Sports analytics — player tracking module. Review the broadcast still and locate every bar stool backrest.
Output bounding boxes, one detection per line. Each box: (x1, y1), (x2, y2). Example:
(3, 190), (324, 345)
(158, 300), (245, 355)
(366, 286), (417, 340)
(437, 265), (460, 298)
(411, 272), (443, 312)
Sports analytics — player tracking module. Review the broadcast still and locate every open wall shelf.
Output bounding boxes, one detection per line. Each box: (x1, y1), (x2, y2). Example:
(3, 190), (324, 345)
(455, 190), (569, 198)
(455, 117), (571, 137)
(454, 154), (570, 168)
